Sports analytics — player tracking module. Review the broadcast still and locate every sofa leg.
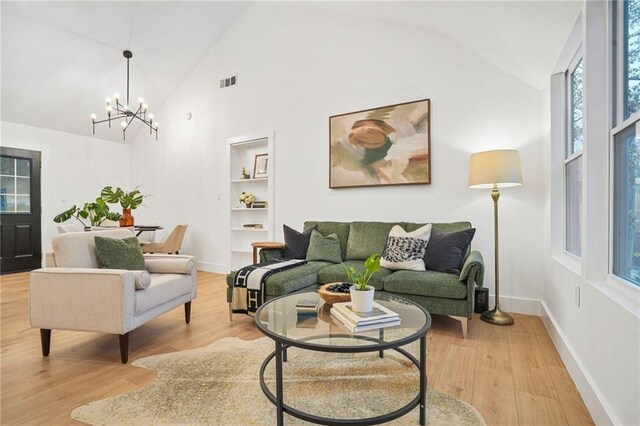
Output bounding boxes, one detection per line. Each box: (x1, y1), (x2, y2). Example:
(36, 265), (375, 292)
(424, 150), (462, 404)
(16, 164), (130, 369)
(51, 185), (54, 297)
(119, 333), (130, 364)
(40, 329), (51, 356)
(228, 303), (233, 322)
(452, 316), (468, 339)
(184, 302), (191, 324)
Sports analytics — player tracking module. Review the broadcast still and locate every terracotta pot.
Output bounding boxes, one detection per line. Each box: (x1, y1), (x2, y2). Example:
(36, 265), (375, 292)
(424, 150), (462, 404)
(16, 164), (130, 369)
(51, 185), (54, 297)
(120, 208), (134, 227)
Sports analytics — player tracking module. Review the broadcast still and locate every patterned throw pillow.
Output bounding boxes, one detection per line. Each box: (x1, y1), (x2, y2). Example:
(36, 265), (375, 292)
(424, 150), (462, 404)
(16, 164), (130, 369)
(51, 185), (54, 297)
(380, 224), (432, 271)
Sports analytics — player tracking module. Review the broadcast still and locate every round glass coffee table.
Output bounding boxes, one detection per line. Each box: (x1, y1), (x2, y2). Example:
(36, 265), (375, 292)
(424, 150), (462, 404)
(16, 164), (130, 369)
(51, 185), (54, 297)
(254, 291), (432, 426)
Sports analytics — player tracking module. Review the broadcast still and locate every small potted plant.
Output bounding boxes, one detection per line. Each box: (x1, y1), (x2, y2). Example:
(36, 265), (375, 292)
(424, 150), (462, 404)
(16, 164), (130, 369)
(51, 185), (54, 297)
(101, 186), (145, 227)
(239, 191), (255, 208)
(54, 198), (121, 229)
(345, 253), (381, 312)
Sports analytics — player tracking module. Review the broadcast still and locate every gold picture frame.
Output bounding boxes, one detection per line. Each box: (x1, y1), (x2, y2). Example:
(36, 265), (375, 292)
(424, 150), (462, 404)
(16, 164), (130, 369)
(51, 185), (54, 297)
(253, 153), (268, 179)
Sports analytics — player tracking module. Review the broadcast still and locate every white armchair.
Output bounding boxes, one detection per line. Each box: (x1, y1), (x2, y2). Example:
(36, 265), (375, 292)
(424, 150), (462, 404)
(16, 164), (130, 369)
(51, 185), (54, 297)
(30, 230), (197, 363)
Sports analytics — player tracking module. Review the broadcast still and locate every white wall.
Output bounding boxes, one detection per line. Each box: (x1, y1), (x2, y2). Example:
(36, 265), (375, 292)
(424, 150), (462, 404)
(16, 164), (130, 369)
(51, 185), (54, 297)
(542, 3), (640, 425)
(130, 3), (545, 307)
(1, 121), (130, 255)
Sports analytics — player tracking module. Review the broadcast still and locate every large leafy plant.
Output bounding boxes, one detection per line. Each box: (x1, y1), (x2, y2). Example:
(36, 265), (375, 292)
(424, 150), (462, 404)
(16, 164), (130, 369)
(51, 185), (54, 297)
(345, 253), (381, 291)
(101, 186), (144, 209)
(54, 198), (121, 227)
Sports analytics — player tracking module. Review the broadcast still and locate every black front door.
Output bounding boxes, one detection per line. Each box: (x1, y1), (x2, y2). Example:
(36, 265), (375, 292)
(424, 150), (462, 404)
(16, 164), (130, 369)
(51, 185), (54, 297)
(0, 147), (42, 274)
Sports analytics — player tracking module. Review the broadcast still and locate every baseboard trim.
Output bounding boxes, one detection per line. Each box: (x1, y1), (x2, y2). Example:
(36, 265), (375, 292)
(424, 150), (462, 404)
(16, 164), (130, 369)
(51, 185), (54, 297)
(489, 295), (542, 316)
(540, 300), (618, 425)
(196, 261), (227, 274)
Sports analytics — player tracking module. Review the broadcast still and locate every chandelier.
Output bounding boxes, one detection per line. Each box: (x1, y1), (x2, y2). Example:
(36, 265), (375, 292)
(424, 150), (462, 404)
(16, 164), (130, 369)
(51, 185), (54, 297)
(91, 50), (158, 141)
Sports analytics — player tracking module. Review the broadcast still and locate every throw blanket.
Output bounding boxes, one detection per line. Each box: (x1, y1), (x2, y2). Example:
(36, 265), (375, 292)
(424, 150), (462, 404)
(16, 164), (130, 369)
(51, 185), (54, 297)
(232, 259), (307, 316)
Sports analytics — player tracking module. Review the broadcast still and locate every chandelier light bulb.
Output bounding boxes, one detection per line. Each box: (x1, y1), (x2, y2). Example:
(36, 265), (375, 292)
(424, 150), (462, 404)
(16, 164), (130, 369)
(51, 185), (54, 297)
(154, 122), (159, 129)
(148, 114), (154, 121)
(121, 121), (127, 129)
(138, 97), (144, 105)
(106, 105), (113, 113)
(91, 113), (97, 121)
(142, 104), (148, 112)
(106, 97), (111, 105)
(114, 93), (120, 101)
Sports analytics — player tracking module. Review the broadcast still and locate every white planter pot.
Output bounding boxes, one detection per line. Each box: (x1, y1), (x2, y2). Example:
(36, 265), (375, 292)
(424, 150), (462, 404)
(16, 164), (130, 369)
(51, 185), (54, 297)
(349, 285), (375, 313)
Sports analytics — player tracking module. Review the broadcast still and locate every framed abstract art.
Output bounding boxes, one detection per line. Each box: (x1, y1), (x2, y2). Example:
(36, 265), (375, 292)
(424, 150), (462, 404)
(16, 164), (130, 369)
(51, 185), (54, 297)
(329, 99), (431, 188)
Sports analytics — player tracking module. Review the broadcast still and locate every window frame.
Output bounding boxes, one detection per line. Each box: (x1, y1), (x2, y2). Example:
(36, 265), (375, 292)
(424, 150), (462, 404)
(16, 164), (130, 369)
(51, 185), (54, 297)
(563, 49), (585, 259)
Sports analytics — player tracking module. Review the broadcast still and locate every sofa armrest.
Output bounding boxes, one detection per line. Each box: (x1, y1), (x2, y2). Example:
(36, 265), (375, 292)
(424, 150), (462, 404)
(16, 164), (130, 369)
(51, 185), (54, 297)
(29, 268), (136, 334)
(259, 248), (285, 262)
(460, 251), (484, 287)
(144, 254), (196, 274)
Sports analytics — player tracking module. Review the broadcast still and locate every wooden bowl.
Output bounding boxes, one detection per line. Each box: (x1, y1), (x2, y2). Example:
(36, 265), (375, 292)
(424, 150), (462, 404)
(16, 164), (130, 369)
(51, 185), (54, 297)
(318, 282), (351, 305)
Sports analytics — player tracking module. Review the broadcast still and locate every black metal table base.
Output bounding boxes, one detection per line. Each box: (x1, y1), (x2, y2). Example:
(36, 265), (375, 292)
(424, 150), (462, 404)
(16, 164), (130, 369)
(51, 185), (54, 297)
(258, 334), (427, 426)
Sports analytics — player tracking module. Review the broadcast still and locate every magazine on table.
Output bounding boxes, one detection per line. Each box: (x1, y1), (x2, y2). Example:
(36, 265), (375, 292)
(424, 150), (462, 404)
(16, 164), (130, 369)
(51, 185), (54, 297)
(331, 301), (399, 325)
(330, 308), (400, 332)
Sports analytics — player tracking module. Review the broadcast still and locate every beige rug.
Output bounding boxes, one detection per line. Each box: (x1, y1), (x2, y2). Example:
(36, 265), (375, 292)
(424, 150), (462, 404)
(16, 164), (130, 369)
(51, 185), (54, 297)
(72, 336), (485, 425)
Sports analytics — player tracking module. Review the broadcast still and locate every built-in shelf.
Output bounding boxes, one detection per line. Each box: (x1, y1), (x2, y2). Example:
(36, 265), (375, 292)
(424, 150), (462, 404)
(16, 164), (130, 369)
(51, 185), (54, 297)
(231, 178), (268, 184)
(228, 130), (274, 271)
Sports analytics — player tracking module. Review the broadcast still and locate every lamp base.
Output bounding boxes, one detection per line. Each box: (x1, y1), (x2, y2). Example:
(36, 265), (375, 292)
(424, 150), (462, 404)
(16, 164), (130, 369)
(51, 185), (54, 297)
(480, 306), (514, 326)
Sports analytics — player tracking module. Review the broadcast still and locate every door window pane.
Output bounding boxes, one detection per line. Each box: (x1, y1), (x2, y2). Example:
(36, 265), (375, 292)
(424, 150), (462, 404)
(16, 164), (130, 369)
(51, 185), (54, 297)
(565, 156), (582, 257)
(16, 159), (30, 177)
(613, 123), (640, 285)
(0, 157), (14, 175)
(625, 0), (640, 119)
(1, 176), (15, 195)
(16, 177), (30, 195)
(570, 60), (584, 154)
(1, 193), (15, 212)
(15, 196), (30, 213)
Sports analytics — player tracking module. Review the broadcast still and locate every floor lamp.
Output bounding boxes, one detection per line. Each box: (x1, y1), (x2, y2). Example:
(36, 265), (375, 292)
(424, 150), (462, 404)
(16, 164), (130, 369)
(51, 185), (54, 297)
(468, 149), (523, 326)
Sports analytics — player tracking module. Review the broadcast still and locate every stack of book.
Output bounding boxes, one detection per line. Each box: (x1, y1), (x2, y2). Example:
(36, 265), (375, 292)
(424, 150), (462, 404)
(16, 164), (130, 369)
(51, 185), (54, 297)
(296, 299), (319, 328)
(330, 301), (400, 332)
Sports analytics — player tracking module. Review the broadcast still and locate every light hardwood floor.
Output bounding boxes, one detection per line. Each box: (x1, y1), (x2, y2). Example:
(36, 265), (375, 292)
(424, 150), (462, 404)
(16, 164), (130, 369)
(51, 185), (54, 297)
(1, 271), (593, 425)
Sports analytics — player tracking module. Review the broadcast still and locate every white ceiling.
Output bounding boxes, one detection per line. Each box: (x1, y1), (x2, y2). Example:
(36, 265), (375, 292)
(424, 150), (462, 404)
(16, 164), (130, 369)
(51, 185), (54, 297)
(301, 1), (582, 89)
(1, 1), (251, 142)
(1, 1), (580, 142)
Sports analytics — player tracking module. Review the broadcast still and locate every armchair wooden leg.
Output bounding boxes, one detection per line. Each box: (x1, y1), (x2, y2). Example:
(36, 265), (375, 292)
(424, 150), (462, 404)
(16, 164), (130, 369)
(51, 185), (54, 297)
(184, 302), (191, 324)
(228, 303), (233, 321)
(119, 333), (130, 364)
(40, 329), (51, 357)
(452, 316), (468, 339)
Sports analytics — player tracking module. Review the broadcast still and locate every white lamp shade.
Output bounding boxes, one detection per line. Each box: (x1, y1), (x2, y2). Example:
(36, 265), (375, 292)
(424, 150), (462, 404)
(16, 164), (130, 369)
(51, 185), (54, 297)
(468, 149), (523, 189)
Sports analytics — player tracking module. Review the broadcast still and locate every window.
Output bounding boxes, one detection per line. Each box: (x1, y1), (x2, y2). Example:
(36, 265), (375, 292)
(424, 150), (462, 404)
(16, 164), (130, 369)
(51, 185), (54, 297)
(0, 156), (31, 213)
(565, 55), (583, 257)
(624, 0), (640, 119)
(612, 0), (640, 286)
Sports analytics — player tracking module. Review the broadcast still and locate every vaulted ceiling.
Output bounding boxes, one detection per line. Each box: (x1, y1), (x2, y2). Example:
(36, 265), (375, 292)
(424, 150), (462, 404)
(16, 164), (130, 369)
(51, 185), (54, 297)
(1, 1), (581, 142)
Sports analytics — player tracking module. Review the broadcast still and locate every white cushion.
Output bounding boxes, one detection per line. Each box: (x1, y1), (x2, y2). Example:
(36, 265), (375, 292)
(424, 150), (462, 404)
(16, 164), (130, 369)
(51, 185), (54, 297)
(52, 229), (136, 268)
(132, 270), (151, 290)
(56, 223), (82, 234)
(380, 224), (432, 271)
(145, 257), (195, 274)
(135, 274), (193, 314)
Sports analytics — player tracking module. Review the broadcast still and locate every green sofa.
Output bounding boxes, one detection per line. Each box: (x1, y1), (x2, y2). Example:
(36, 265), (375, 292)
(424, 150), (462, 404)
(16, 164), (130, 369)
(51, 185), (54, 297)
(226, 221), (484, 336)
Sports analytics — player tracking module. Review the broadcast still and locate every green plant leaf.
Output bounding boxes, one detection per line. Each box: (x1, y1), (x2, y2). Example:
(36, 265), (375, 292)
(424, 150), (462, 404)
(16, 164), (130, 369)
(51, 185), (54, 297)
(53, 206), (78, 223)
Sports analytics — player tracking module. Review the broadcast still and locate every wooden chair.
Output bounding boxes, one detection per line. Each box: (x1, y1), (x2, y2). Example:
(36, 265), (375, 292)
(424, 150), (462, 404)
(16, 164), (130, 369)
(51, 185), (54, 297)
(141, 225), (188, 254)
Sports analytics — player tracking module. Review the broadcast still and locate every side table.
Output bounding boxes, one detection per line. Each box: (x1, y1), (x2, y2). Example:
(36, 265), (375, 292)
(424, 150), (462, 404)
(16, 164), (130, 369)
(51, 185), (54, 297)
(251, 241), (285, 264)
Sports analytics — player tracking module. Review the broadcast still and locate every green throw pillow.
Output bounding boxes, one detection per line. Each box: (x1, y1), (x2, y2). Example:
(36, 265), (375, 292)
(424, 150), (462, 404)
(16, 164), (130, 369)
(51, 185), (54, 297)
(94, 236), (146, 270)
(306, 230), (342, 263)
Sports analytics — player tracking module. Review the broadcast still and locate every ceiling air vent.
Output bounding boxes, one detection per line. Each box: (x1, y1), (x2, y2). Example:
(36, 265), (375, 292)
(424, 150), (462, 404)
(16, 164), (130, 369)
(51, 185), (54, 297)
(220, 75), (237, 89)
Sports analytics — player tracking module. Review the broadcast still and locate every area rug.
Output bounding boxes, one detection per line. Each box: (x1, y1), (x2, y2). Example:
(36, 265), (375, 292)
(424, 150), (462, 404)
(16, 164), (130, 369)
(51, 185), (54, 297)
(72, 336), (485, 425)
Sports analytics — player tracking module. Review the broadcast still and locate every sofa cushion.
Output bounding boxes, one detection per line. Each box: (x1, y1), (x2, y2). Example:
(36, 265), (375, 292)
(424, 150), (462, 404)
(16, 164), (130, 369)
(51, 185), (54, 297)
(52, 229), (135, 268)
(135, 273), (193, 314)
(283, 224), (316, 259)
(380, 224), (431, 271)
(94, 236), (146, 270)
(304, 221), (350, 260)
(306, 231), (342, 263)
(264, 261), (333, 296)
(424, 228), (476, 275)
(405, 221), (471, 234)
(345, 222), (400, 261)
(383, 270), (467, 300)
(226, 261), (332, 296)
(317, 260), (392, 291)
